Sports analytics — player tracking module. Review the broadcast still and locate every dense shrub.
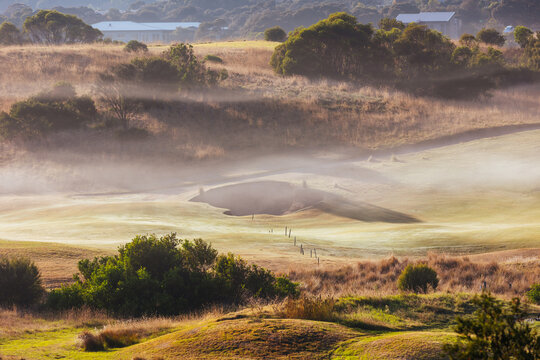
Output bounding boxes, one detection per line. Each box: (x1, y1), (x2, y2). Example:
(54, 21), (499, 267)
(203, 54), (223, 63)
(476, 28), (505, 47)
(271, 13), (390, 79)
(0, 83), (97, 140)
(0, 22), (22, 45)
(124, 40), (148, 53)
(264, 26), (286, 42)
(47, 233), (298, 316)
(397, 264), (438, 293)
(527, 283), (540, 304)
(0, 256), (44, 308)
(23, 10), (102, 44)
(378, 17), (404, 31)
(444, 293), (540, 359)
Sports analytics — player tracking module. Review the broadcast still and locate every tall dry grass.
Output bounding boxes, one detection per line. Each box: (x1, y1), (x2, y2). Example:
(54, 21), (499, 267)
(288, 253), (540, 299)
(0, 43), (538, 159)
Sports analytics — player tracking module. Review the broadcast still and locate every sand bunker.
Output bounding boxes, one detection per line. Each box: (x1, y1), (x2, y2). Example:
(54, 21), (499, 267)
(190, 181), (419, 223)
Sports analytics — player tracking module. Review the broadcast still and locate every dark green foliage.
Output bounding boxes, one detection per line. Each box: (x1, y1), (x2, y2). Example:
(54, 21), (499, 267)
(0, 83), (97, 140)
(0, 22), (22, 45)
(378, 17), (404, 31)
(476, 28), (505, 47)
(23, 10), (102, 44)
(444, 293), (540, 359)
(397, 264), (438, 294)
(47, 233), (298, 317)
(124, 40), (148, 53)
(527, 283), (540, 304)
(0, 256), (44, 308)
(459, 33), (476, 47)
(264, 26), (287, 42)
(203, 54), (223, 63)
(271, 12), (390, 80)
(514, 26), (533, 48)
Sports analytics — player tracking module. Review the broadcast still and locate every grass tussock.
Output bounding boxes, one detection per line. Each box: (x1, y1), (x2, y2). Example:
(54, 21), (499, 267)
(280, 296), (336, 321)
(289, 253), (540, 299)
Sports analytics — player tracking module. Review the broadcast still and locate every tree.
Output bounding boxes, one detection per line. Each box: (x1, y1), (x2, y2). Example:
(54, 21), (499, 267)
(476, 28), (505, 47)
(95, 64), (140, 130)
(271, 12), (391, 79)
(0, 22), (22, 45)
(23, 10), (102, 44)
(444, 293), (540, 359)
(124, 40), (148, 53)
(493, 0), (540, 27)
(397, 263), (439, 293)
(378, 17), (405, 31)
(0, 256), (44, 308)
(514, 26), (533, 48)
(264, 26), (286, 42)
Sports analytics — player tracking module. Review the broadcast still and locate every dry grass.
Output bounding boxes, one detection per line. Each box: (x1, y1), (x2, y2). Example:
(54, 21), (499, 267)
(0, 43), (537, 157)
(0, 307), (110, 338)
(289, 252), (540, 299)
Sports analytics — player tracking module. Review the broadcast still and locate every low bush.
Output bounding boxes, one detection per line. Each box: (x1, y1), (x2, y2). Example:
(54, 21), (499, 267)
(203, 54), (223, 63)
(124, 40), (148, 53)
(444, 293), (539, 359)
(0, 82), (97, 140)
(264, 26), (287, 42)
(78, 331), (105, 351)
(0, 256), (44, 308)
(527, 283), (540, 304)
(48, 234), (298, 317)
(397, 263), (438, 294)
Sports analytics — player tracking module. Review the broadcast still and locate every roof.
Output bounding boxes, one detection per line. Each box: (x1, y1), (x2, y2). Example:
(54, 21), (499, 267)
(92, 21), (200, 32)
(396, 12), (456, 23)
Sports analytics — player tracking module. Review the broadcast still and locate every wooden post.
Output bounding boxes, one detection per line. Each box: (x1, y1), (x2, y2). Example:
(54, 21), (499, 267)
(288, 229), (291, 238)
(294, 236), (296, 246)
(310, 249), (312, 258)
(317, 257), (320, 265)
(285, 226), (287, 236)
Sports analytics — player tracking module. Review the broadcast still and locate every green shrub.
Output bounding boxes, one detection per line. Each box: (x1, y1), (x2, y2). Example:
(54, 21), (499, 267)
(527, 283), (540, 304)
(397, 264), (438, 293)
(124, 40), (148, 53)
(264, 26), (286, 42)
(48, 233), (298, 317)
(203, 54), (223, 63)
(0, 22), (22, 45)
(444, 293), (539, 359)
(0, 83), (97, 140)
(514, 26), (533, 48)
(476, 28), (505, 46)
(378, 17), (405, 31)
(0, 256), (44, 308)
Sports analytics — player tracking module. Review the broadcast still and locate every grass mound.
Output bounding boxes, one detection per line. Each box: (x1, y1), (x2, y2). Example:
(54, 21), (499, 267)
(333, 331), (456, 360)
(117, 317), (360, 359)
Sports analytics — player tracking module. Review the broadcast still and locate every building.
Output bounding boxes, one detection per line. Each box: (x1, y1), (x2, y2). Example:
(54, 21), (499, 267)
(396, 12), (461, 38)
(92, 21), (200, 43)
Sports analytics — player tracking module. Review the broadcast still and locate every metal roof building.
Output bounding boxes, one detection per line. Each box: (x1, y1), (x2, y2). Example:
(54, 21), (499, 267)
(396, 12), (461, 38)
(92, 21), (200, 43)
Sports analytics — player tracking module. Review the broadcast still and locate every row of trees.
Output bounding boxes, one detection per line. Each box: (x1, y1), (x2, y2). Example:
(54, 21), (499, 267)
(271, 13), (539, 98)
(0, 10), (101, 45)
(1, 0), (537, 42)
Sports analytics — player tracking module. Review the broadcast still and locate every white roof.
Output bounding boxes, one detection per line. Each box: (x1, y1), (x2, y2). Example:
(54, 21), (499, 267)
(92, 21), (200, 32)
(396, 12), (455, 23)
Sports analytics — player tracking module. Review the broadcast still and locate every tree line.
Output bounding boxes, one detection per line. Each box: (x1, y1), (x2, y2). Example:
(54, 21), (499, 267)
(270, 13), (540, 98)
(0, 0), (538, 42)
